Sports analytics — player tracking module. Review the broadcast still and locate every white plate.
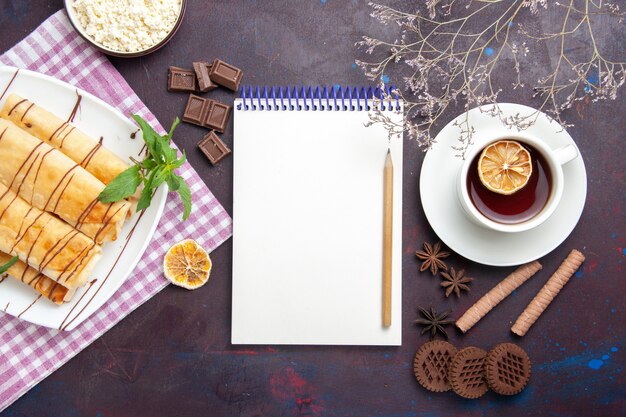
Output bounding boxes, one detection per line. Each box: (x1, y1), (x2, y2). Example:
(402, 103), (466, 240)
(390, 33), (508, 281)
(0, 66), (167, 330)
(420, 103), (587, 266)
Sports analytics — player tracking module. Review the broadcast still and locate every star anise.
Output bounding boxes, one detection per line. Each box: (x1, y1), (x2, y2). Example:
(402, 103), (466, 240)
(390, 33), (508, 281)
(440, 268), (473, 298)
(414, 306), (454, 339)
(415, 241), (449, 275)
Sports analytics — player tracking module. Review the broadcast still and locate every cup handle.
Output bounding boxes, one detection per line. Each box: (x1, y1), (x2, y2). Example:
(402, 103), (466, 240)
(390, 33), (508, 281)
(553, 144), (578, 165)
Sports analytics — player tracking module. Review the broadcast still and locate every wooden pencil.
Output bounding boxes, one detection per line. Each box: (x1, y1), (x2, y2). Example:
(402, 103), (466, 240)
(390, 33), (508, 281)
(383, 149), (393, 327)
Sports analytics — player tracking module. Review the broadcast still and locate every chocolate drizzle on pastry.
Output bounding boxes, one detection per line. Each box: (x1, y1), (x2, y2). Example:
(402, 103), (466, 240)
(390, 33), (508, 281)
(0, 69), (19, 101)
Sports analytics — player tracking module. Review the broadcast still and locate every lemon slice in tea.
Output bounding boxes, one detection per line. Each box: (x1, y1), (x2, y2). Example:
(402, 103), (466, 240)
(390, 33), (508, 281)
(478, 140), (533, 195)
(164, 239), (212, 289)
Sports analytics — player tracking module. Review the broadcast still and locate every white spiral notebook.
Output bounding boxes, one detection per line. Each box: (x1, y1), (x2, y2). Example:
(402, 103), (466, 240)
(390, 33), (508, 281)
(232, 86), (403, 345)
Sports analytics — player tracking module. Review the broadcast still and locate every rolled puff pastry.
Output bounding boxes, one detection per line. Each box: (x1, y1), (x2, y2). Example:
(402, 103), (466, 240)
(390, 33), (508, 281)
(0, 252), (74, 304)
(0, 119), (130, 244)
(1, 93), (131, 186)
(0, 183), (101, 290)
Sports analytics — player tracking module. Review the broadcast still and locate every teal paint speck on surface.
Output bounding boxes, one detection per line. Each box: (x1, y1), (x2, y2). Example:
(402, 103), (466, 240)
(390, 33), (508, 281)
(611, 347), (618, 352)
(381, 74), (390, 83)
(588, 359), (603, 370)
(602, 355), (609, 360)
(351, 63), (357, 69)
(485, 47), (494, 56)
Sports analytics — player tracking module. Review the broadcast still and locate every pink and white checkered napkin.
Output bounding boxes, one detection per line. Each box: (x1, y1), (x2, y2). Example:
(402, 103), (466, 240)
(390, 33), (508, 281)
(0, 10), (232, 411)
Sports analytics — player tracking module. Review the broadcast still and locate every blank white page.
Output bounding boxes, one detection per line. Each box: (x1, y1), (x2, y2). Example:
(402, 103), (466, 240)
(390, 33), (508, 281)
(232, 99), (403, 345)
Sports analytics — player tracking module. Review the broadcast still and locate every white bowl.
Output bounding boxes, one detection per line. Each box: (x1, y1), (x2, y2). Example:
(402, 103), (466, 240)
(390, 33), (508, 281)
(64, 0), (187, 58)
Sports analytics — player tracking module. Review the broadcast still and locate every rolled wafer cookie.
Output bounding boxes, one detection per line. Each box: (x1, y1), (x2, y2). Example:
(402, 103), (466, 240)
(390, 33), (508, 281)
(511, 250), (585, 336)
(456, 261), (542, 333)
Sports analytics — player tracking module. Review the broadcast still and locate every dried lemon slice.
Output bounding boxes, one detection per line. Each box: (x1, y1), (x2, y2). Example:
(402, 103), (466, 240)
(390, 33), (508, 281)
(163, 239), (212, 289)
(478, 140), (533, 195)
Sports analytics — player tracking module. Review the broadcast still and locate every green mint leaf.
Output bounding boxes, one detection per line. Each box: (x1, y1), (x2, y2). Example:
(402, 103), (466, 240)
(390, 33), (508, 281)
(131, 115), (163, 162)
(152, 166), (170, 190)
(161, 140), (177, 164)
(152, 137), (167, 164)
(161, 118), (181, 162)
(142, 159), (157, 170)
(176, 177), (192, 220)
(0, 256), (18, 274)
(137, 185), (155, 212)
(98, 165), (142, 203)
(125, 116), (192, 221)
(173, 151), (187, 169)
(166, 172), (181, 191)
(136, 168), (158, 211)
(165, 117), (180, 142)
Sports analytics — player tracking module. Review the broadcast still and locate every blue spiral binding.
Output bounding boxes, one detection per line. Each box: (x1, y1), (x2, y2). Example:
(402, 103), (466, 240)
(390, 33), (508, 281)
(236, 85), (401, 111)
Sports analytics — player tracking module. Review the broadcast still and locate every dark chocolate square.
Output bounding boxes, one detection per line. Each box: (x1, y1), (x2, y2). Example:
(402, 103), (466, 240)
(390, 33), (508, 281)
(182, 94), (209, 126)
(208, 59), (243, 91)
(168, 67), (197, 92)
(198, 131), (231, 165)
(204, 100), (231, 133)
(193, 62), (218, 93)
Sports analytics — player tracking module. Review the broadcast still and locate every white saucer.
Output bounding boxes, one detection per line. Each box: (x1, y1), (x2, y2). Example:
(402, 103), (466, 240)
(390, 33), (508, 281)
(419, 103), (587, 266)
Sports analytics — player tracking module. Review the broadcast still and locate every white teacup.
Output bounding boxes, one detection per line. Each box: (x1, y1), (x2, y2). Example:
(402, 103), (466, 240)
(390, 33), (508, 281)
(457, 133), (578, 233)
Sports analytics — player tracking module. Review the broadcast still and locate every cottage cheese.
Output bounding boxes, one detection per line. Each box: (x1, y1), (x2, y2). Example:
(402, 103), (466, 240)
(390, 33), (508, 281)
(72, 0), (182, 53)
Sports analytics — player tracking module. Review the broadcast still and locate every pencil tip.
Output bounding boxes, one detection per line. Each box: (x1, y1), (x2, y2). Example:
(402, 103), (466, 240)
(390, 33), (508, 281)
(387, 148), (390, 154)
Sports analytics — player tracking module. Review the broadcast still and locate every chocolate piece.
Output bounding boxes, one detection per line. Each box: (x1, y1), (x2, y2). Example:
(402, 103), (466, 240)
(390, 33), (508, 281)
(168, 67), (197, 92)
(208, 59), (243, 91)
(413, 340), (458, 393)
(485, 343), (531, 395)
(182, 94), (232, 132)
(182, 94), (209, 126)
(204, 100), (231, 132)
(193, 62), (218, 93)
(198, 132), (231, 165)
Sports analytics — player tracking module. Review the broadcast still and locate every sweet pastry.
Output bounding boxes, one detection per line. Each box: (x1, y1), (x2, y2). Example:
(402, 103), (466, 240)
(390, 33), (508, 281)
(413, 340), (458, 392)
(0, 119), (131, 244)
(1, 93), (132, 189)
(456, 261), (542, 333)
(512, 250), (584, 336)
(0, 183), (101, 289)
(485, 343), (531, 395)
(448, 346), (489, 399)
(0, 252), (73, 304)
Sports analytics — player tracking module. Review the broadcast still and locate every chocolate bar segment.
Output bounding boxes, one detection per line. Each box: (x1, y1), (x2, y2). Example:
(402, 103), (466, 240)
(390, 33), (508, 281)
(168, 66), (197, 92)
(198, 131), (231, 165)
(204, 100), (231, 133)
(208, 59), (243, 91)
(182, 94), (232, 131)
(182, 94), (209, 126)
(193, 62), (218, 92)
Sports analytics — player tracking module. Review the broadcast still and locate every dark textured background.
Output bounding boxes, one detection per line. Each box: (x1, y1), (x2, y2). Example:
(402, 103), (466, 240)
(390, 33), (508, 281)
(1, 1), (624, 416)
